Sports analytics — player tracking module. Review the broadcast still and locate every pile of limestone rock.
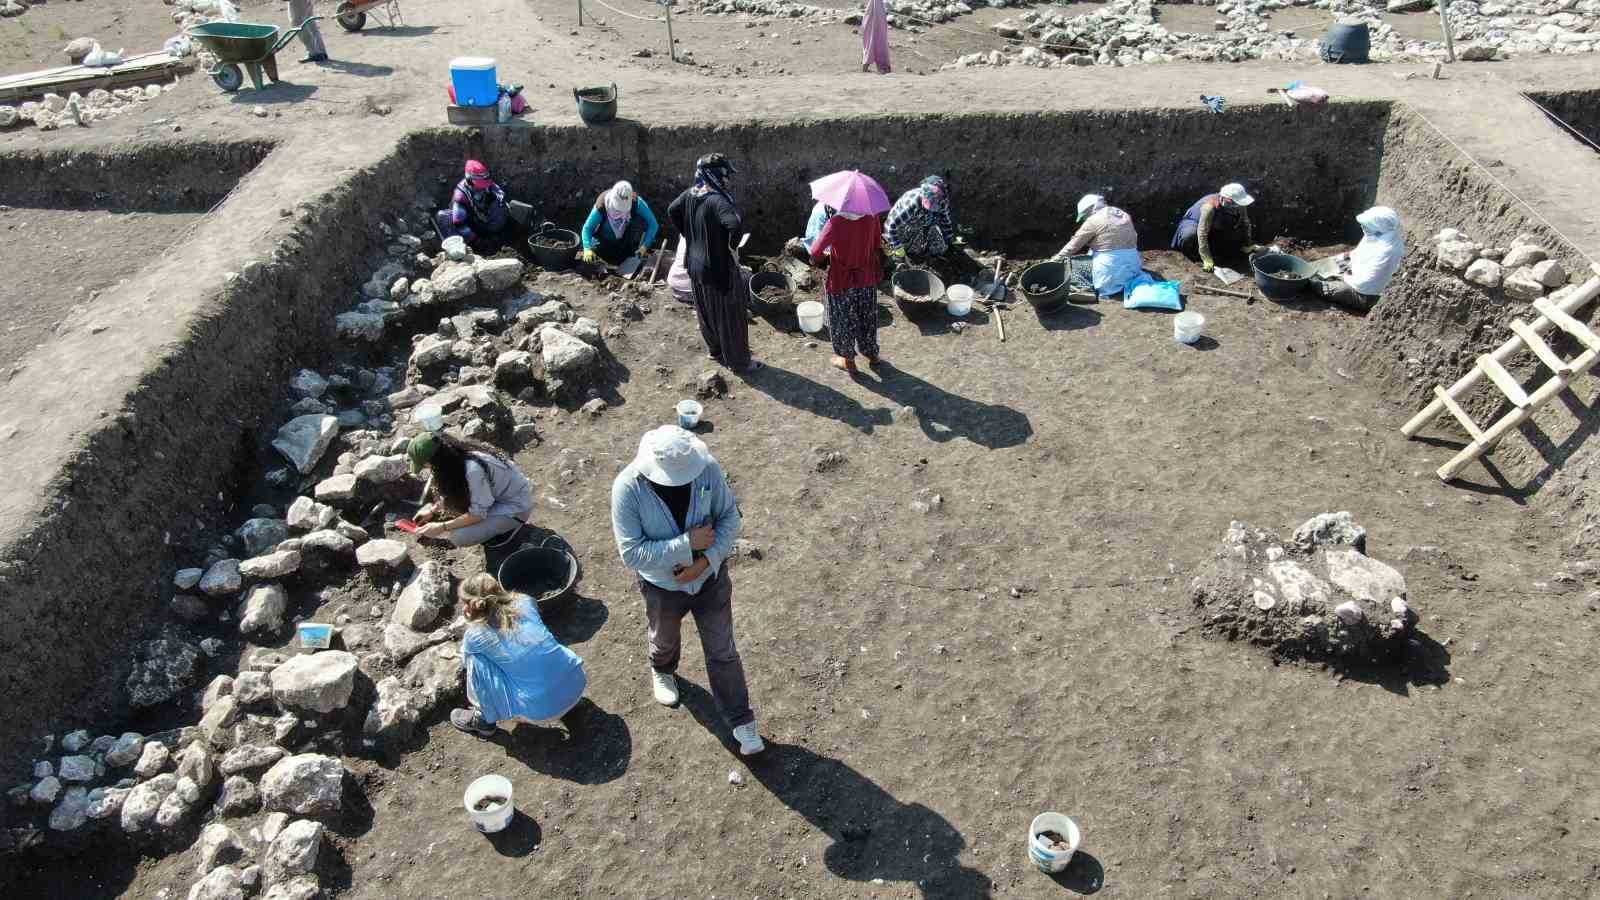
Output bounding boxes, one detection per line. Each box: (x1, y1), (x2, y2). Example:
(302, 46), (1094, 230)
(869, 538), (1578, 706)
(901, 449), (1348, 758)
(960, 0), (1597, 70)
(1433, 228), (1574, 302)
(691, 0), (1022, 31)
(0, 85), (171, 132)
(1191, 513), (1419, 661)
(2, 199), (633, 897)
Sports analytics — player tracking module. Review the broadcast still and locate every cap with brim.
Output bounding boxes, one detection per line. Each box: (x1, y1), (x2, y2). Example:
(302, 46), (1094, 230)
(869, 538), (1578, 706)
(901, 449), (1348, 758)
(1076, 194), (1104, 222)
(634, 426), (712, 487)
(1220, 183), (1255, 206)
(407, 432), (439, 474)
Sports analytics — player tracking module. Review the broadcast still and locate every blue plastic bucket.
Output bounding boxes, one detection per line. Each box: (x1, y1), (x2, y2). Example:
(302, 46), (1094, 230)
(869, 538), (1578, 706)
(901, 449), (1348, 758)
(450, 56), (498, 107)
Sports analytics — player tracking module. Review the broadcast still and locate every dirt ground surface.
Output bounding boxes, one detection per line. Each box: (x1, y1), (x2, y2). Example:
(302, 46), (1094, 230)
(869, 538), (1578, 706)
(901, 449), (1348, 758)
(0, 206), (203, 374)
(10, 246), (1600, 899)
(4, 0), (1600, 898)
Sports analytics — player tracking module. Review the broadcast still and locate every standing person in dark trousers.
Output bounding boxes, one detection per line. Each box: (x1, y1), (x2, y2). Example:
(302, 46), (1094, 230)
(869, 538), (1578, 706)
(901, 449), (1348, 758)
(668, 154), (761, 374)
(610, 426), (765, 756)
(810, 209), (885, 373)
(287, 0), (328, 63)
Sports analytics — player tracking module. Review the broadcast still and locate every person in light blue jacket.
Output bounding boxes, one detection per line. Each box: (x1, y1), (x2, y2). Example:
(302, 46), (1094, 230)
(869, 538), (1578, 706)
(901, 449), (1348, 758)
(610, 425), (764, 756)
(450, 573), (588, 738)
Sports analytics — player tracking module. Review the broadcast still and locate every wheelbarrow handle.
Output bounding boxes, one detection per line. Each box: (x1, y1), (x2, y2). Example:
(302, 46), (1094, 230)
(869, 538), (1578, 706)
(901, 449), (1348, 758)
(276, 15), (325, 53)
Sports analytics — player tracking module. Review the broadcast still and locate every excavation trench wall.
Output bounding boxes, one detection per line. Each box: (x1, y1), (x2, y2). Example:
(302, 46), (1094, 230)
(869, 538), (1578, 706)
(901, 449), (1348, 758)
(1351, 105), (1600, 540)
(1526, 89), (1600, 156)
(0, 140), (273, 211)
(0, 138), (418, 777)
(0, 102), (1540, 774)
(407, 102), (1393, 254)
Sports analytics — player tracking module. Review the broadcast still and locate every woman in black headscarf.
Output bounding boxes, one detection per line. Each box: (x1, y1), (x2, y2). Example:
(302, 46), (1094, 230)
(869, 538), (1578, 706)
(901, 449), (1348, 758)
(668, 153), (760, 375)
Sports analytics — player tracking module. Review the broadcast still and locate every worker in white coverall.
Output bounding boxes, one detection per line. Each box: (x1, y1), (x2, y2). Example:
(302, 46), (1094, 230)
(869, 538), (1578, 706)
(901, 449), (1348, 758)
(288, 0), (328, 63)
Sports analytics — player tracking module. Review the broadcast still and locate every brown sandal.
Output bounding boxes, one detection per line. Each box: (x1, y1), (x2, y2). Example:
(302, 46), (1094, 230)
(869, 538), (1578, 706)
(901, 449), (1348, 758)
(831, 356), (857, 373)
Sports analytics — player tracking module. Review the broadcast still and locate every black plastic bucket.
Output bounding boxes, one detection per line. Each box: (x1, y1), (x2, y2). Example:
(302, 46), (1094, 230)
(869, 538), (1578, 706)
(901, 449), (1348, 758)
(527, 223), (580, 271)
(497, 539), (579, 608)
(1321, 20), (1370, 64)
(1250, 252), (1316, 301)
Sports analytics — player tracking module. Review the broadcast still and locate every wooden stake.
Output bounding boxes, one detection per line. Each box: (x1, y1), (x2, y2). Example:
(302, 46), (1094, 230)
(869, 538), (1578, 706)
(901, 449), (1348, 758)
(1188, 285), (1251, 300)
(1438, 0), (1456, 63)
(663, 0), (677, 62)
(578, 0), (584, 27)
(994, 304), (1006, 342)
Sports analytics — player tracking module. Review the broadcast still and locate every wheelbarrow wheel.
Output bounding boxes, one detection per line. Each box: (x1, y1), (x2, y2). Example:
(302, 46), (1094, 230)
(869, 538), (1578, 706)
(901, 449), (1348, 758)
(337, 11), (367, 31)
(212, 64), (244, 93)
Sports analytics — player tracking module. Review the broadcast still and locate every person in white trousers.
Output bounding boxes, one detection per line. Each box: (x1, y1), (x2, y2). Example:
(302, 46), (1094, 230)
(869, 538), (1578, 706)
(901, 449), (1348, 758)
(287, 0), (328, 63)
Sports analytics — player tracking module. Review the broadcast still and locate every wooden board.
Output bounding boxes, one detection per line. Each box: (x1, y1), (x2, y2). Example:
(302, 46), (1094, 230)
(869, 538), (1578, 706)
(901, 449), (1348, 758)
(0, 53), (190, 104)
(1477, 355), (1530, 407)
(1433, 385), (1484, 443)
(1509, 319), (1572, 375)
(1534, 296), (1600, 352)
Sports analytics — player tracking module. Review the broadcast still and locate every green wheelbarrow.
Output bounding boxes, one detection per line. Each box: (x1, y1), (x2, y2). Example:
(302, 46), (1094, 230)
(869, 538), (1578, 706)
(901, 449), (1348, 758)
(189, 16), (324, 93)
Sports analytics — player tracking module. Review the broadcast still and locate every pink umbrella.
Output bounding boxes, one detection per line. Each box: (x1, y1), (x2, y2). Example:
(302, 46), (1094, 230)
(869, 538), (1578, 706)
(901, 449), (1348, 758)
(809, 170), (891, 216)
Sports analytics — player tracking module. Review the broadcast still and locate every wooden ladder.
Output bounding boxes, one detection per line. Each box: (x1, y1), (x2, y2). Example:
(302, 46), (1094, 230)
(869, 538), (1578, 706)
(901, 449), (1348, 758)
(1402, 266), (1600, 481)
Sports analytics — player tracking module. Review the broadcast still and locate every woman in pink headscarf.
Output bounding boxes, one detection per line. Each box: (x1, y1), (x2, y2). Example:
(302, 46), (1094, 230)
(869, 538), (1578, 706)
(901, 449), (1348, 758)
(862, 0), (891, 74)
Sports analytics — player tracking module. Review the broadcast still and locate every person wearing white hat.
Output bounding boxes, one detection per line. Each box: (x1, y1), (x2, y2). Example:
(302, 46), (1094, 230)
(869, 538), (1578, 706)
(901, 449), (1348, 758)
(1052, 194), (1144, 299)
(580, 180), (660, 266)
(610, 426), (764, 756)
(1313, 206), (1404, 312)
(1171, 182), (1263, 272)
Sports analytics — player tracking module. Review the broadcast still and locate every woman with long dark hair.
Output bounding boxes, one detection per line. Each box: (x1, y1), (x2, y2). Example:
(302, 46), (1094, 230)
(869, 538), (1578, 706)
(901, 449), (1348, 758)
(408, 431), (534, 547)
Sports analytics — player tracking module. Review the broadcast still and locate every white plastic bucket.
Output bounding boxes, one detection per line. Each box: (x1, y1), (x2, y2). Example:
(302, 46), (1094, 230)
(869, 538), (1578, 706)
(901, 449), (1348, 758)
(946, 284), (974, 317)
(1027, 812), (1080, 873)
(796, 301), (826, 334)
(463, 774), (515, 834)
(676, 399), (703, 429)
(442, 235), (467, 261)
(1174, 310), (1205, 344)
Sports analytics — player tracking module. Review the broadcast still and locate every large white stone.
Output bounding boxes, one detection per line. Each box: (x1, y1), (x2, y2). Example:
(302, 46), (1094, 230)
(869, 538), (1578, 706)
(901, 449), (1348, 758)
(240, 550), (301, 580)
(260, 754), (345, 815)
(391, 561), (450, 630)
(188, 865), (245, 900)
(239, 584), (288, 638)
(273, 415), (340, 475)
(120, 773), (176, 833)
(197, 823), (247, 875)
(289, 369), (329, 399)
(409, 334), (453, 369)
(539, 324), (599, 374)
(431, 261), (480, 301)
(1530, 258), (1567, 288)
(220, 743), (286, 775)
(314, 474), (358, 502)
(382, 623), (447, 663)
(1504, 266), (1548, 301)
(474, 256), (525, 292)
(1463, 258), (1503, 288)
(363, 675), (423, 746)
(301, 529), (355, 555)
(1502, 244), (1548, 268)
(270, 652), (358, 714)
(356, 539), (409, 568)
(286, 496), (338, 531)
(335, 311), (386, 342)
(1323, 547), (1408, 604)
(354, 454), (408, 484)
(266, 819), (324, 884)
(236, 518), (290, 557)
(49, 786), (90, 831)
(1435, 239), (1479, 271)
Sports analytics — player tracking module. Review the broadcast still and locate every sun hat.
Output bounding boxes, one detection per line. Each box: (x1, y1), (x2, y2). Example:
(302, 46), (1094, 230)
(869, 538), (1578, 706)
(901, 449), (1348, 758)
(606, 181), (634, 215)
(1076, 194), (1106, 222)
(634, 426), (712, 487)
(1219, 183), (1255, 206)
(407, 432), (439, 474)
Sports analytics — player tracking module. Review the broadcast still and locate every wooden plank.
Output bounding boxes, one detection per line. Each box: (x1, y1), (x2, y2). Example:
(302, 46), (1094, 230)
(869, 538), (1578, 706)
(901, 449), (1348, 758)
(1433, 385), (1485, 442)
(1477, 355), (1531, 407)
(1402, 275), (1600, 437)
(1439, 346), (1600, 480)
(0, 52), (174, 88)
(1534, 296), (1600, 352)
(0, 54), (186, 104)
(1510, 319), (1572, 375)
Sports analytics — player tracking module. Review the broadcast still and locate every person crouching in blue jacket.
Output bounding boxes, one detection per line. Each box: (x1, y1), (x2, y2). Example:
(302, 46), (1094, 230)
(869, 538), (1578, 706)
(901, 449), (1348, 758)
(450, 573), (588, 738)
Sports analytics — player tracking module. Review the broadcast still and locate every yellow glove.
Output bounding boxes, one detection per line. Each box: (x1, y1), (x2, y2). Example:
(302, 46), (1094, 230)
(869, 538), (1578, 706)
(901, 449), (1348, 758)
(580, 248), (596, 263)
(1201, 260), (1215, 273)
(1244, 244), (1264, 254)
(636, 245), (650, 258)
(953, 236), (967, 247)
(891, 246), (907, 259)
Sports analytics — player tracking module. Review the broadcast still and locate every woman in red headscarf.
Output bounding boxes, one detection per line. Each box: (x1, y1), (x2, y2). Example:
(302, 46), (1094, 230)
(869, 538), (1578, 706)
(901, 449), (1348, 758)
(436, 159), (511, 247)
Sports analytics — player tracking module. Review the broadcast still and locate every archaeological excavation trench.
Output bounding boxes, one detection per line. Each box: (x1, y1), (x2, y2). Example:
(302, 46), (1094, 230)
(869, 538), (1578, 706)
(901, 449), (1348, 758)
(2, 96), (1598, 892)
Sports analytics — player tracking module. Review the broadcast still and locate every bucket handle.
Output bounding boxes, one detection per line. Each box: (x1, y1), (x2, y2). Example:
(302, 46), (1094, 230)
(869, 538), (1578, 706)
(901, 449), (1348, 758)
(538, 533), (574, 555)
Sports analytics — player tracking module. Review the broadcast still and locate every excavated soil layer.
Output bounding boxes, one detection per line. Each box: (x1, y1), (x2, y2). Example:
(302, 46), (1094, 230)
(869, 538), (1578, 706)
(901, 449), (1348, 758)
(1526, 89), (1600, 157)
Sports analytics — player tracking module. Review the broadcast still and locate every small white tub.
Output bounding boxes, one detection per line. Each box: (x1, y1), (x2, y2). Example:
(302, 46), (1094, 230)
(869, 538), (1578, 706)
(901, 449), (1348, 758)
(1174, 310), (1205, 344)
(463, 774), (515, 834)
(946, 284), (974, 317)
(796, 301), (826, 334)
(676, 399), (703, 429)
(1027, 812), (1080, 873)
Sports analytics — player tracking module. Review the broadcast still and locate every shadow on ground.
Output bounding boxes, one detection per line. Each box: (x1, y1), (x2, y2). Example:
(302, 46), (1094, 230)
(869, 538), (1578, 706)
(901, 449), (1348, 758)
(678, 680), (993, 898)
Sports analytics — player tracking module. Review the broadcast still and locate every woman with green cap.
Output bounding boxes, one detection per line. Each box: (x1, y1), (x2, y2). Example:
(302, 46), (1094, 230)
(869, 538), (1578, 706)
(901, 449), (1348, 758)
(408, 431), (534, 548)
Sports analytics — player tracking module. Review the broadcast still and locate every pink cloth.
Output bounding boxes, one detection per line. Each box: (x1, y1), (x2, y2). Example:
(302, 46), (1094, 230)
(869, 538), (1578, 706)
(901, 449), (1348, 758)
(862, 0), (891, 74)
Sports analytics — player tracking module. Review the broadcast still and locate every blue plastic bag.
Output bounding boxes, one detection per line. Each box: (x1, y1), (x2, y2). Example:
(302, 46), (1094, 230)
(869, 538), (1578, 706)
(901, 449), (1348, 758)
(1124, 277), (1183, 311)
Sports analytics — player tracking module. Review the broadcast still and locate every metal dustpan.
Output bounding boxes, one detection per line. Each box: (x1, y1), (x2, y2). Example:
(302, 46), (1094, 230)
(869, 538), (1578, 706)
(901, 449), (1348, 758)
(1213, 266), (1245, 286)
(1308, 256), (1342, 278)
(616, 255), (644, 278)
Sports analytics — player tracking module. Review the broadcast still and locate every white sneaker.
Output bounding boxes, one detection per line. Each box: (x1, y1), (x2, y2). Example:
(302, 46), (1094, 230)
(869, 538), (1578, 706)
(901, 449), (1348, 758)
(732, 721), (765, 756)
(651, 670), (679, 706)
